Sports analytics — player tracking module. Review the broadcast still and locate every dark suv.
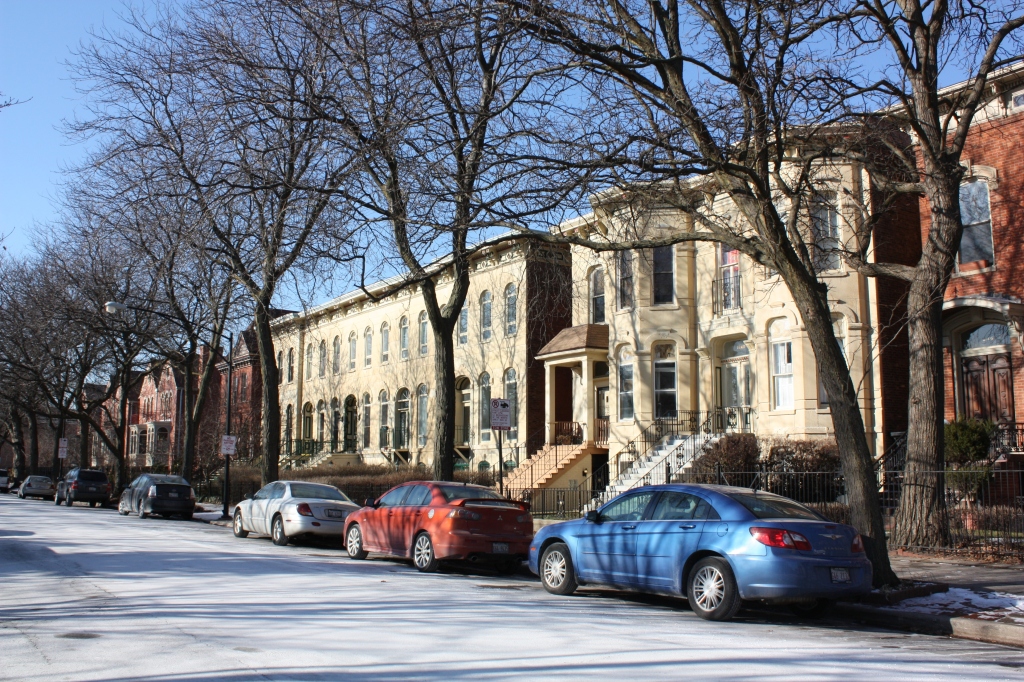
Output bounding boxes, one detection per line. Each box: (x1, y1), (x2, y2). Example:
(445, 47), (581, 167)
(56, 468), (111, 507)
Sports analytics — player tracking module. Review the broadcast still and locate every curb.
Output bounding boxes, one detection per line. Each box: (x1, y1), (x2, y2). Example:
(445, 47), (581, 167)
(835, 603), (1024, 649)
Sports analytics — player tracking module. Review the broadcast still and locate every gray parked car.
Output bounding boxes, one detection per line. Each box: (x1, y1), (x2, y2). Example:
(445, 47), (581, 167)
(119, 474), (196, 520)
(0, 468), (10, 493)
(233, 481), (359, 546)
(56, 468), (111, 507)
(18, 476), (55, 500)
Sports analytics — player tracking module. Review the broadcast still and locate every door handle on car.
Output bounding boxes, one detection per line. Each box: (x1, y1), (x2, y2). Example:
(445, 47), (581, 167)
(622, 525), (636, 530)
(679, 524), (697, 529)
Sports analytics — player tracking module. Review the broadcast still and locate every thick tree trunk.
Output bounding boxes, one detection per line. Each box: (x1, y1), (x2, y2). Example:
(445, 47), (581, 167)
(788, 276), (899, 586)
(432, 328), (457, 481)
(892, 170), (962, 548)
(28, 411), (39, 475)
(253, 301), (281, 486)
(11, 410), (27, 482)
(181, 355), (199, 481)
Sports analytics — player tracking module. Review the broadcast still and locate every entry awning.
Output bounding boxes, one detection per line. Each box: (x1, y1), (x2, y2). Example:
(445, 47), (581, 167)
(537, 324), (609, 358)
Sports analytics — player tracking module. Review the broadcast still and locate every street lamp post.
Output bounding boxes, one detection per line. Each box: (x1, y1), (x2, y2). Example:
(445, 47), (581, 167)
(221, 332), (233, 520)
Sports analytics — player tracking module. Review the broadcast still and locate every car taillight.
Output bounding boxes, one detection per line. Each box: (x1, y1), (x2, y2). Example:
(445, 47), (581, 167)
(516, 514), (530, 524)
(296, 503), (313, 517)
(147, 486), (157, 498)
(70, 482), (78, 490)
(851, 534), (865, 553)
(447, 508), (481, 520)
(749, 526), (812, 551)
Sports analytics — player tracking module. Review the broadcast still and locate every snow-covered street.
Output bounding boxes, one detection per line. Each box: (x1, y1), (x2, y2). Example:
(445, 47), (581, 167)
(1, 495), (1021, 681)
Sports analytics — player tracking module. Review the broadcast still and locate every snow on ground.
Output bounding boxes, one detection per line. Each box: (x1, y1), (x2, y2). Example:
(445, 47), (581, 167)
(885, 587), (1024, 625)
(1, 495), (1023, 681)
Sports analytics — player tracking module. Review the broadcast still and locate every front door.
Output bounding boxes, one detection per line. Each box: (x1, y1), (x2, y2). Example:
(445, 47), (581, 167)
(576, 491), (654, 585)
(636, 491), (712, 589)
(962, 353), (1014, 423)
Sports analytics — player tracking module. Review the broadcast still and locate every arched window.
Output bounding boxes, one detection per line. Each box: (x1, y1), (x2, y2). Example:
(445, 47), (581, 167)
(769, 318), (794, 410)
(652, 343), (677, 419)
(395, 388), (410, 449)
(379, 390), (390, 447)
(302, 403), (314, 442)
(287, 349), (295, 383)
(505, 284), (517, 335)
(362, 393), (371, 448)
(381, 323), (390, 363)
(480, 291), (492, 341)
(418, 311), (429, 355)
(305, 344), (314, 379)
(962, 323), (1011, 350)
(348, 331), (357, 371)
(317, 400), (326, 445)
(364, 327), (372, 367)
(318, 340), (327, 377)
(417, 385), (429, 447)
(331, 398), (340, 451)
(590, 267), (605, 324)
(618, 250), (634, 310)
(277, 351), (284, 384)
(504, 368), (518, 440)
(618, 346), (634, 420)
(479, 372), (491, 442)
(458, 304), (469, 345)
(400, 316), (410, 359)
(332, 336), (341, 374)
(959, 179), (994, 265)
(285, 404), (294, 454)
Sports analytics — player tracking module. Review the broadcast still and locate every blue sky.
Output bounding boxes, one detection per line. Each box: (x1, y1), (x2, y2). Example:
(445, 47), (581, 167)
(0, 0), (138, 255)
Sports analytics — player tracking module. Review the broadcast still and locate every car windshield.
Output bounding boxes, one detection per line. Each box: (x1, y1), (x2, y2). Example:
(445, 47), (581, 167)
(149, 475), (189, 485)
(728, 492), (823, 520)
(30, 477), (52, 485)
(437, 485), (504, 503)
(289, 483), (350, 501)
(0, 469), (8, 476)
(77, 470), (108, 483)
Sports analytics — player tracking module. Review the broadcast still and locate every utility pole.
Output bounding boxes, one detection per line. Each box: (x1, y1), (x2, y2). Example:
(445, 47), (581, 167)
(220, 332), (233, 520)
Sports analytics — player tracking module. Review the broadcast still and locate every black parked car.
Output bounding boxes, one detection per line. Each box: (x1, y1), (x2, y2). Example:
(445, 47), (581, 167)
(56, 468), (111, 507)
(119, 474), (195, 520)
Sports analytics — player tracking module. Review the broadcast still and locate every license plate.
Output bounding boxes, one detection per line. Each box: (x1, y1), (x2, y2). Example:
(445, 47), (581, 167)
(325, 509), (343, 518)
(88, 487), (96, 492)
(169, 492), (178, 498)
(492, 542), (509, 554)
(830, 567), (850, 583)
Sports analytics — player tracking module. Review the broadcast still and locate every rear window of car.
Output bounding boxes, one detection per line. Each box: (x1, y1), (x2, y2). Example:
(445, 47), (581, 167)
(30, 476), (52, 484)
(289, 483), (351, 502)
(77, 470), (109, 483)
(437, 485), (503, 503)
(0, 469), (8, 476)
(150, 475), (189, 485)
(728, 493), (823, 520)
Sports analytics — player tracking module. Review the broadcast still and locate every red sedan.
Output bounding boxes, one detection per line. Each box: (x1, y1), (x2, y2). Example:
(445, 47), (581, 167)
(344, 482), (533, 572)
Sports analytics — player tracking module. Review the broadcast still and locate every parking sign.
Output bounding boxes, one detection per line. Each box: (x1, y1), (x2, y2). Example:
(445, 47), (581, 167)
(489, 399), (511, 431)
(220, 435), (238, 456)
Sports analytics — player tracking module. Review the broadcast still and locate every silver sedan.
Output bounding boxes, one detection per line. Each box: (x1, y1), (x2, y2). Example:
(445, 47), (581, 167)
(18, 476), (55, 500)
(232, 480), (359, 546)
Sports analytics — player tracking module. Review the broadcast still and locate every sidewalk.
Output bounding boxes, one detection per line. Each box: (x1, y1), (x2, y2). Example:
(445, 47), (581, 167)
(835, 553), (1024, 648)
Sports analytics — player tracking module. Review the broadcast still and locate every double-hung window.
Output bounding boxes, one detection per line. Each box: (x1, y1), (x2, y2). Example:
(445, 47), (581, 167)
(772, 341), (794, 409)
(618, 250), (634, 310)
(959, 180), (994, 266)
(812, 193), (841, 271)
(652, 246), (674, 304)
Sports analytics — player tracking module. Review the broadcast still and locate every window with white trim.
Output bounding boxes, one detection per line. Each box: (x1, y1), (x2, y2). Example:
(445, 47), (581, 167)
(959, 179), (994, 265)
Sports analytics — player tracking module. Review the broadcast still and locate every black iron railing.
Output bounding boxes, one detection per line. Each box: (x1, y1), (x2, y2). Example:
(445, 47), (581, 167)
(712, 271), (741, 315)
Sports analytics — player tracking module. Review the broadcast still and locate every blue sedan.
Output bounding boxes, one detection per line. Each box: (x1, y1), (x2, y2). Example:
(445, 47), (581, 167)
(528, 484), (871, 621)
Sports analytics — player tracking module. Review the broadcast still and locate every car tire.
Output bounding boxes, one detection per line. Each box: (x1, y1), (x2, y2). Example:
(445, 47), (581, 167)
(65, 494), (73, 507)
(271, 515), (289, 546)
(687, 557), (741, 621)
(54, 492), (62, 506)
(790, 599), (831, 619)
(18, 491), (24, 499)
(412, 532), (440, 573)
(540, 543), (578, 596)
(233, 511), (249, 538)
(346, 524), (368, 559)
(138, 504), (147, 519)
(118, 499), (129, 516)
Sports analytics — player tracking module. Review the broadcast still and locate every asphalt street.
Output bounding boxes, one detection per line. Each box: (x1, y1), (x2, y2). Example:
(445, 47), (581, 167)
(1, 494), (1022, 681)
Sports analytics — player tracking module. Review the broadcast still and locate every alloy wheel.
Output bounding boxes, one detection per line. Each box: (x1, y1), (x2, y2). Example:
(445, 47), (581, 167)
(692, 566), (725, 612)
(542, 550), (567, 589)
(413, 534), (433, 569)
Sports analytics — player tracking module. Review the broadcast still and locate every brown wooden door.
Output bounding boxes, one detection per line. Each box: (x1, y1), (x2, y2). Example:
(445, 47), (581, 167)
(961, 353), (1015, 423)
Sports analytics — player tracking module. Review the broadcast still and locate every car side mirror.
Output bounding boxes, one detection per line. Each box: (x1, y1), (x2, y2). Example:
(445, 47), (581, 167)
(585, 510), (600, 523)
(244, 493), (252, 500)
(364, 497), (376, 508)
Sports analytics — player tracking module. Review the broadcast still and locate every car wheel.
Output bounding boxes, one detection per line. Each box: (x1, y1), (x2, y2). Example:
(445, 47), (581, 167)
(18, 491), (24, 499)
(54, 492), (62, 506)
(412, 532), (439, 573)
(233, 511), (249, 538)
(346, 524), (368, 559)
(540, 543), (578, 595)
(138, 504), (147, 519)
(271, 516), (289, 546)
(118, 499), (129, 516)
(790, 599), (831, 619)
(687, 557), (741, 621)
(64, 494), (73, 507)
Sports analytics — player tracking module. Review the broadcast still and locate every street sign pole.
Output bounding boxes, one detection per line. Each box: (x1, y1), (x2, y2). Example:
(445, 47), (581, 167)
(221, 332), (233, 520)
(498, 429), (503, 497)
(489, 398), (511, 498)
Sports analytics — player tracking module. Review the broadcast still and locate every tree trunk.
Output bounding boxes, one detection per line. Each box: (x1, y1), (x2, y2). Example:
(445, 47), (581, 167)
(432, 327), (457, 481)
(11, 410), (27, 482)
(788, 273), (899, 586)
(28, 411), (39, 475)
(79, 418), (91, 469)
(180, 353), (199, 481)
(892, 171), (962, 548)
(253, 300), (281, 486)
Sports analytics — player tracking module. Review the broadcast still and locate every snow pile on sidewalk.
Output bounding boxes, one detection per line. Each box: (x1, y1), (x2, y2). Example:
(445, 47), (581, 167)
(882, 587), (1024, 625)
